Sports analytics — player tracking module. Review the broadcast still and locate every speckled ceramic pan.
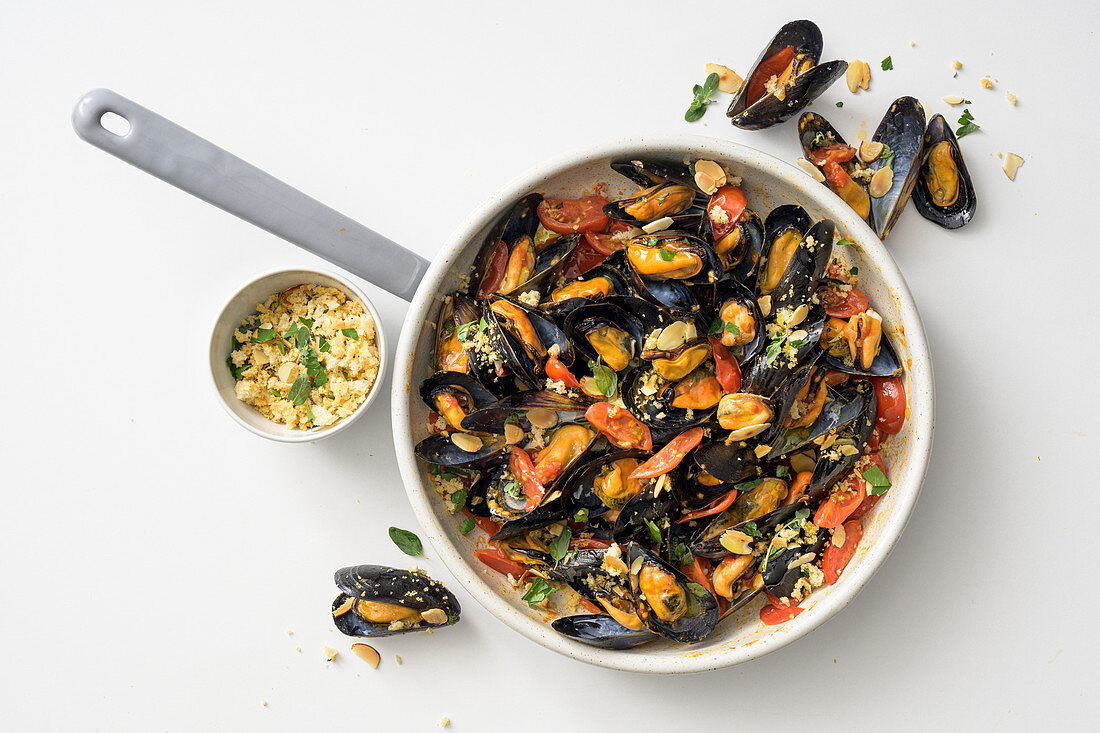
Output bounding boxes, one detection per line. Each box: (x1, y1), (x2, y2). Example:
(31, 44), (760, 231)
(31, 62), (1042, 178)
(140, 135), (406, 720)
(72, 90), (933, 673)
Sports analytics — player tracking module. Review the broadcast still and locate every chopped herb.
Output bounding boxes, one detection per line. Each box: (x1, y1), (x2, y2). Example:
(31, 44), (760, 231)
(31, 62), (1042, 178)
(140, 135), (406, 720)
(725, 321), (741, 336)
(658, 247), (675, 262)
(505, 411), (522, 425)
(284, 323), (299, 341)
(643, 518), (663, 544)
(880, 56), (893, 71)
(450, 489), (468, 511)
(502, 480), (522, 498)
(441, 321), (455, 338)
(288, 374), (311, 405)
(835, 101), (844, 108)
(743, 521), (763, 539)
(318, 335), (331, 353)
(734, 477), (763, 492)
(277, 340), (286, 355)
(953, 71), (958, 79)
(764, 338), (783, 365)
(228, 357), (249, 380)
(588, 359), (617, 398)
(670, 541), (694, 567)
(458, 517), (475, 535)
(549, 527), (572, 564)
(341, 369), (351, 380)
(479, 316), (488, 332)
(849, 266), (859, 276)
(253, 326), (276, 343)
(837, 238), (857, 249)
(388, 527), (423, 557)
(299, 317), (314, 328)
(963, 99), (972, 104)
(268, 389), (282, 398)
(862, 464), (892, 495)
(522, 577), (555, 606)
(879, 143), (896, 169)
(455, 320), (476, 341)
(685, 72), (721, 122)
(708, 317), (723, 337)
(776, 465), (790, 479)
(305, 404), (315, 425)
(956, 108), (980, 138)
(574, 507), (589, 523)
(341, 328), (359, 341)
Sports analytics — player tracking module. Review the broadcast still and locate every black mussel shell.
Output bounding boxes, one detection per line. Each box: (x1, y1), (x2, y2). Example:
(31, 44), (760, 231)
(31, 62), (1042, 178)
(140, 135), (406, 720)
(701, 207), (765, 285)
(564, 300), (645, 372)
(805, 380), (877, 503)
(688, 476), (791, 558)
(769, 219), (836, 313)
(740, 308), (826, 397)
(414, 432), (507, 470)
(612, 472), (677, 543)
(610, 158), (700, 189)
(625, 231), (723, 286)
(566, 449), (651, 519)
(797, 113), (874, 228)
(711, 276), (765, 363)
(626, 543), (719, 643)
(332, 565), (461, 637)
(755, 362), (825, 447)
(823, 317), (903, 378)
(605, 182), (703, 227)
(626, 262), (703, 318)
(484, 293), (573, 389)
(464, 471), (493, 517)
(544, 253), (632, 315)
(460, 389), (590, 434)
(419, 371), (497, 429)
(912, 114), (976, 229)
(761, 530), (829, 598)
(692, 438), (758, 484)
(471, 193), (542, 299)
(622, 367), (715, 430)
(870, 97), (927, 239)
(552, 614), (659, 650)
(765, 379), (863, 460)
(757, 204), (812, 295)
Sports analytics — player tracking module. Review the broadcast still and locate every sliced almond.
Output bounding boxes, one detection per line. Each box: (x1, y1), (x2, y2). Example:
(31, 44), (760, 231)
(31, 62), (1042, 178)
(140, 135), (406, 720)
(796, 158), (825, 182)
(832, 524), (847, 548)
(324, 646), (339, 662)
(941, 95), (965, 106)
(789, 451), (817, 474)
(602, 553), (629, 576)
(706, 63), (743, 94)
(838, 443), (860, 456)
(1002, 152), (1024, 181)
(332, 597), (355, 617)
(693, 159), (727, 194)
(757, 295), (772, 318)
(420, 608), (449, 625)
(858, 140), (884, 163)
(753, 442), (773, 458)
(787, 552), (816, 570)
(788, 329), (808, 344)
(276, 362), (296, 384)
(694, 170), (717, 195)
(655, 321), (690, 351)
(642, 216), (675, 234)
(504, 423), (525, 445)
(526, 408), (559, 430)
(868, 166), (894, 198)
(788, 303), (810, 327)
(719, 529), (754, 555)
(450, 432), (483, 453)
(351, 643), (380, 669)
(846, 59), (870, 93)
(630, 556), (645, 575)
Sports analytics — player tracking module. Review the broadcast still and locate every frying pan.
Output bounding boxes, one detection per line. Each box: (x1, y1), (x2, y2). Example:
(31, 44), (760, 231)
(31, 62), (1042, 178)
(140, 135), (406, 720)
(72, 88), (934, 672)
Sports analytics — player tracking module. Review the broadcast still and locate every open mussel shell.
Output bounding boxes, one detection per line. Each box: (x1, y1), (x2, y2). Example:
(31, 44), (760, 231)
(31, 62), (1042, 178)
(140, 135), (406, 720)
(740, 308), (826, 397)
(552, 614), (659, 650)
(605, 182), (703, 227)
(622, 367), (715, 430)
(626, 543), (719, 643)
(757, 204), (811, 296)
(754, 362), (825, 447)
(761, 531), (829, 598)
(610, 158), (700, 188)
(701, 207), (765, 284)
(770, 219), (836, 313)
(434, 294), (473, 374)
(688, 476), (791, 558)
(612, 471), (677, 543)
(727, 20), (846, 130)
(625, 231), (723, 285)
(564, 300), (645, 373)
(823, 323), (903, 378)
(624, 260), (703, 318)
(766, 379), (865, 460)
(870, 96), (927, 239)
(414, 431), (507, 470)
(711, 276), (765, 363)
(566, 449), (651, 519)
(805, 379), (876, 503)
(544, 251), (632, 315)
(677, 463), (740, 509)
(471, 193), (542, 300)
(419, 371), (498, 430)
(332, 565), (460, 637)
(913, 114), (976, 229)
(797, 113), (872, 228)
(692, 438), (757, 484)
(484, 293), (573, 389)
(459, 389), (590, 434)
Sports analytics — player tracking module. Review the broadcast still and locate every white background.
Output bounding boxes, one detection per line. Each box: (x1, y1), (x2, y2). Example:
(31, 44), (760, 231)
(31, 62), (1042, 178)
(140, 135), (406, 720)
(2, 1), (1097, 730)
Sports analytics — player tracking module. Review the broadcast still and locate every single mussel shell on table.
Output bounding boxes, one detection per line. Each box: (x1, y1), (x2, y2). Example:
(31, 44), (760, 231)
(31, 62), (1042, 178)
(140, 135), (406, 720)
(332, 565), (460, 637)
(564, 300), (646, 374)
(869, 96), (927, 239)
(710, 276), (765, 363)
(552, 614), (659, 650)
(912, 113), (977, 229)
(626, 543), (719, 643)
(484, 293), (574, 389)
(419, 371), (498, 432)
(688, 476), (791, 558)
(459, 389), (590, 435)
(821, 308), (903, 378)
(798, 113), (873, 227)
(625, 231), (723, 286)
(727, 19), (847, 130)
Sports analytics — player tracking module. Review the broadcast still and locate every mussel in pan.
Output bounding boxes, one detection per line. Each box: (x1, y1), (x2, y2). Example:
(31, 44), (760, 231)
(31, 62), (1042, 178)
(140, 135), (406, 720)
(552, 614), (659, 650)
(912, 113), (977, 229)
(419, 371), (498, 431)
(625, 231), (722, 284)
(626, 543), (719, 643)
(332, 565), (460, 637)
(820, 309), (903, 377)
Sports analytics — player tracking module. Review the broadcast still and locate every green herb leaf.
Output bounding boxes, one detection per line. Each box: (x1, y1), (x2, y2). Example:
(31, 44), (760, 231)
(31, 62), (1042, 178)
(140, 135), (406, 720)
(284, 323), (299, 341)
(963, 99), (972, 104)
(230, 362), (249, 380)
(953, 71), (958, 78)
(450, 489), (468, 511)
(388, 527), (423, 557)
(522, 577), (555, 606)
(776, 465), (790, 479)
(658, 247), (675, 262)
(458, 517), (475, 535)
(956, 108), (980, 138)
(318, 335), (330, 353)
(670, 541), (694, 567)
(835, 101), (844, 108)
(288, 374), (311, 405)
(588, 359), (617, 398)
(725, 321), (741, 336)
(734, 477), (763, 492)
(743, 521), (762, 539)
(849, 266), (859, 276)
(299, 317), (314, 328)
(305, 404), (315, 425)
(702, 71), (720, 97)
(268, 389), (282, 398)
(862, 464), (892, 495)
(685, 102), (706, 123)
(881, 56), (893, 71)
(502, 480), (521, 498)
(549, 527), (572, 564)
(455, 321), (474, 341)
(277, 340), (286, 355)
(685, 72), (721, 123)
(253, 327), (276, 343)
(764, 338), (783, 365)
(879, 143), (896, 169)
(574, 507), (589, 523)
(708, 317), (723, 337)
(341, 328), (359, 341)
(643, 518), (662, 544)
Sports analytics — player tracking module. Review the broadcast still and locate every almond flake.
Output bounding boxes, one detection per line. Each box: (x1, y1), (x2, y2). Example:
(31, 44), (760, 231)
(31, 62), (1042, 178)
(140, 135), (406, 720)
(351, 643), (380, 669)
(796, 158), (825, 182)
(1002, 152), (1024, 180)
(858, 141), (884, 163)
(941, 95), (965, 106)
(868, 166), (893, 198)
(642, 217), (674, 234)
(705, 63), (744, 94)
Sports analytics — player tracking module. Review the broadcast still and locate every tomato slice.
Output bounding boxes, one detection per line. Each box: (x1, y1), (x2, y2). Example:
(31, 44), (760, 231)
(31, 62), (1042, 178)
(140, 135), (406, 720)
(568, 537), (612, 550)
(583, 231), (626, 255)
(708, 337), (741, 393)
(561, 240), (609, 281)
(823, 519), (863, 584)
(848, 453), (888, 519)
(476, 548), (529, 579)
(870, 375), (906, 435)
(814, 468), (866, 529)
(760, 602), (803, 625)
(629, 427), (705, 479)
(536, 196), (610, 235)
(824, 369), (850, 387)
(471, 515), (501, 536)
(808, 144), (858, 167)
(585, 402), (653, 451)
(677, 487), (739, 524)
(579, 598), (603, 614)
(820, 283), (870, 318)
(509, 447), (545, 512)
(545, 354), (583, 389)
(475, 240), (509, 300)
(706, 186), (747, 241)
(680, 555), (725, 612)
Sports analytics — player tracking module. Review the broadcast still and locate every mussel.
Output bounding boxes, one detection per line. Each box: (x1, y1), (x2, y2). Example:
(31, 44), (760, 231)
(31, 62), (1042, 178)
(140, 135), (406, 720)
(419, 371), (498, 432)
(868, 97), (927, 239)
(332, 565), (460, 637)
(710, 276), (765, 363)
(565, 301), (645, 373)
(689, 476), (790, 558)
(912, 113), (977, 229)
(483, 293), (574, 388)
(625, 231), (722, 285)
(798, 113), (873, 225)
(820, 309), (903, 377)
(552, 613), (658, 650)
(626, 543), (719, 643)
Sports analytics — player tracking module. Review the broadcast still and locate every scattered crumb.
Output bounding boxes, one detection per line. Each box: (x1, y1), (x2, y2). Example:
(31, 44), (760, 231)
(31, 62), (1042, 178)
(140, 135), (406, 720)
(296, 646), (302, 653)
(980, 76), (994, 89)
(440, 718), (451, 728)
(285, 629), (293, 635)
(1006, 92), (1017, 106)
(997, 152), (1003, 158)
(909, 40), (915, 47)
(952, 59), (963, 70)
(261, 700), (268, 708)
(324, 646), (338, 662)
(395, 654), (403, 665)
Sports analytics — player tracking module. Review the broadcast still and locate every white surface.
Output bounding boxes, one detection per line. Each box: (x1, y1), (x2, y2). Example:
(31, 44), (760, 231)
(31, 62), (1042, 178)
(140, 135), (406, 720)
(1, 0), (1096, 729)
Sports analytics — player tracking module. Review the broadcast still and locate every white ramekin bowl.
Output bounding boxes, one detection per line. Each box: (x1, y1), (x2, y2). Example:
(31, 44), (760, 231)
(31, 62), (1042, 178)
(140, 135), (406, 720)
(209, 268), (387, 443)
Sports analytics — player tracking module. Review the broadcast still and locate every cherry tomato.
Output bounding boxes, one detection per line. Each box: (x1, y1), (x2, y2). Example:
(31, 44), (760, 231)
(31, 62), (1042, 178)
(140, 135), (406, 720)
(706, 186), (747, 240)
(680, 555), (724, 612)
(536, 196), (610, 235)
(471, 514), (501, 536)
(708, 337), (742, 393)
(808, 143), (858, 167)
(744, 46), (796, 105)
(579, 598), (603, 614)
(583, 231), (625, 255)
(782, 471), (813, 506)
(814, 469), (866, 529)
(823, 519), (863, 584)
(509, 447), (544, 512)
(677, 488), (739, 524)
(870, 376), (907, 435)
(560, 241), (609, 280)
(764, 591), (791, 607)
(820, 283), (869, 318)
(545, 354), (583, 389)
(476, 548), (529, 579)
(568, 538), (612, 550)
(629, 427), (706, 479)
(848, 453), (888, 519)
(760, 602), (803, 625)
(475, 240), (509, 300)
(585, 402), (653, 451)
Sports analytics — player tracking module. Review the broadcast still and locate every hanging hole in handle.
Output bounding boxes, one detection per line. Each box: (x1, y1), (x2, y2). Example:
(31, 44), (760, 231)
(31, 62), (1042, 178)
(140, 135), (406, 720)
(99, 111), (131, 137)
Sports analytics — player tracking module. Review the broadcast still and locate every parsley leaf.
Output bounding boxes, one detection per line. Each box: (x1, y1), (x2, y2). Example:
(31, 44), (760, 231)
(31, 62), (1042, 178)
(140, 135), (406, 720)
(643, 518), (663, 544)
(450, 489), (468, 511)
(670, 541), (694, 567)
(252, 326), (276, 343)
(835, 101), (844, 108)
(388, 527), (423, 557)
(549, 527), (572, 564)
(455, 320), (476, 341)
(743, 521), (762, 539)
(341, 328), (359, 341)
(776, 465), (790, 479)
(288, 374), (312, 405)
(588, 359), (617, 398)
(574, 507), (589, 522)
(298, 317), (314, 328)
(879, 143), (896, 169)
(764, 338), (783, 365)
(881, 56), (893, 71)
(522, 577), (555, 606)
(658, 247), (676, 262)
(458, 517), (475, 535)
(862, 464), (892, 495)
(725, 321), (741, 336)
(708, 317), (723, 337)
(734, 477), (763, 492)
(318, 335), (331, 353)
(849, 266), (859, 276)
(956, 108), (980, 138)
(685, 72), (721, 122)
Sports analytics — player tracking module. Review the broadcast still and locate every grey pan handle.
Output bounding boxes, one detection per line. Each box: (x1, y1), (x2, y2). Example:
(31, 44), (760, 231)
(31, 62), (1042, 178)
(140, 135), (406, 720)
(71, 88), (429, 302)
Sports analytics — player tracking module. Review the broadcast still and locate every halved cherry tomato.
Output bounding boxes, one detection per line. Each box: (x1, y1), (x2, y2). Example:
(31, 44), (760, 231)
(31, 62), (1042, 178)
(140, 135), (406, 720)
(536, 196), (610, 235)
(848, 453), (887, 519)
(677, 487), (739, 524)
(545, 354), (583, 389)
(745, 46), (796, 105)
(708, 337), (742, 393)
(475, 240), (509, 299)
(782, 471), (813, 506)
(706, 186), (747, 241)
(820, 283), (869, 318)
(629, 427), (705, 479)
(583, 231), (625, 256)
(870, 375), (906, 435)
(808, 143), (858, 167)
(476, 548), (529, 579)
(585, 402), (653, 451)
(760, 602), (803, 625)
(579, 598), (603, 614)
(867, 427), (882, 452)
(823, 519), (863, 584)
(568, 537), (612, 550)
(561, 241), (609, 280)
(814, 468), (866, 529)
(470, 514), (501, 536)
(509, 447), (544, 512)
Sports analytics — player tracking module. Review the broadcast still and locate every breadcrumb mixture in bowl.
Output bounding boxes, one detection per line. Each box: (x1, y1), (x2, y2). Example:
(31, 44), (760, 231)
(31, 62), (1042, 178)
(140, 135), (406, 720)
(229, 284), (379, 429)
